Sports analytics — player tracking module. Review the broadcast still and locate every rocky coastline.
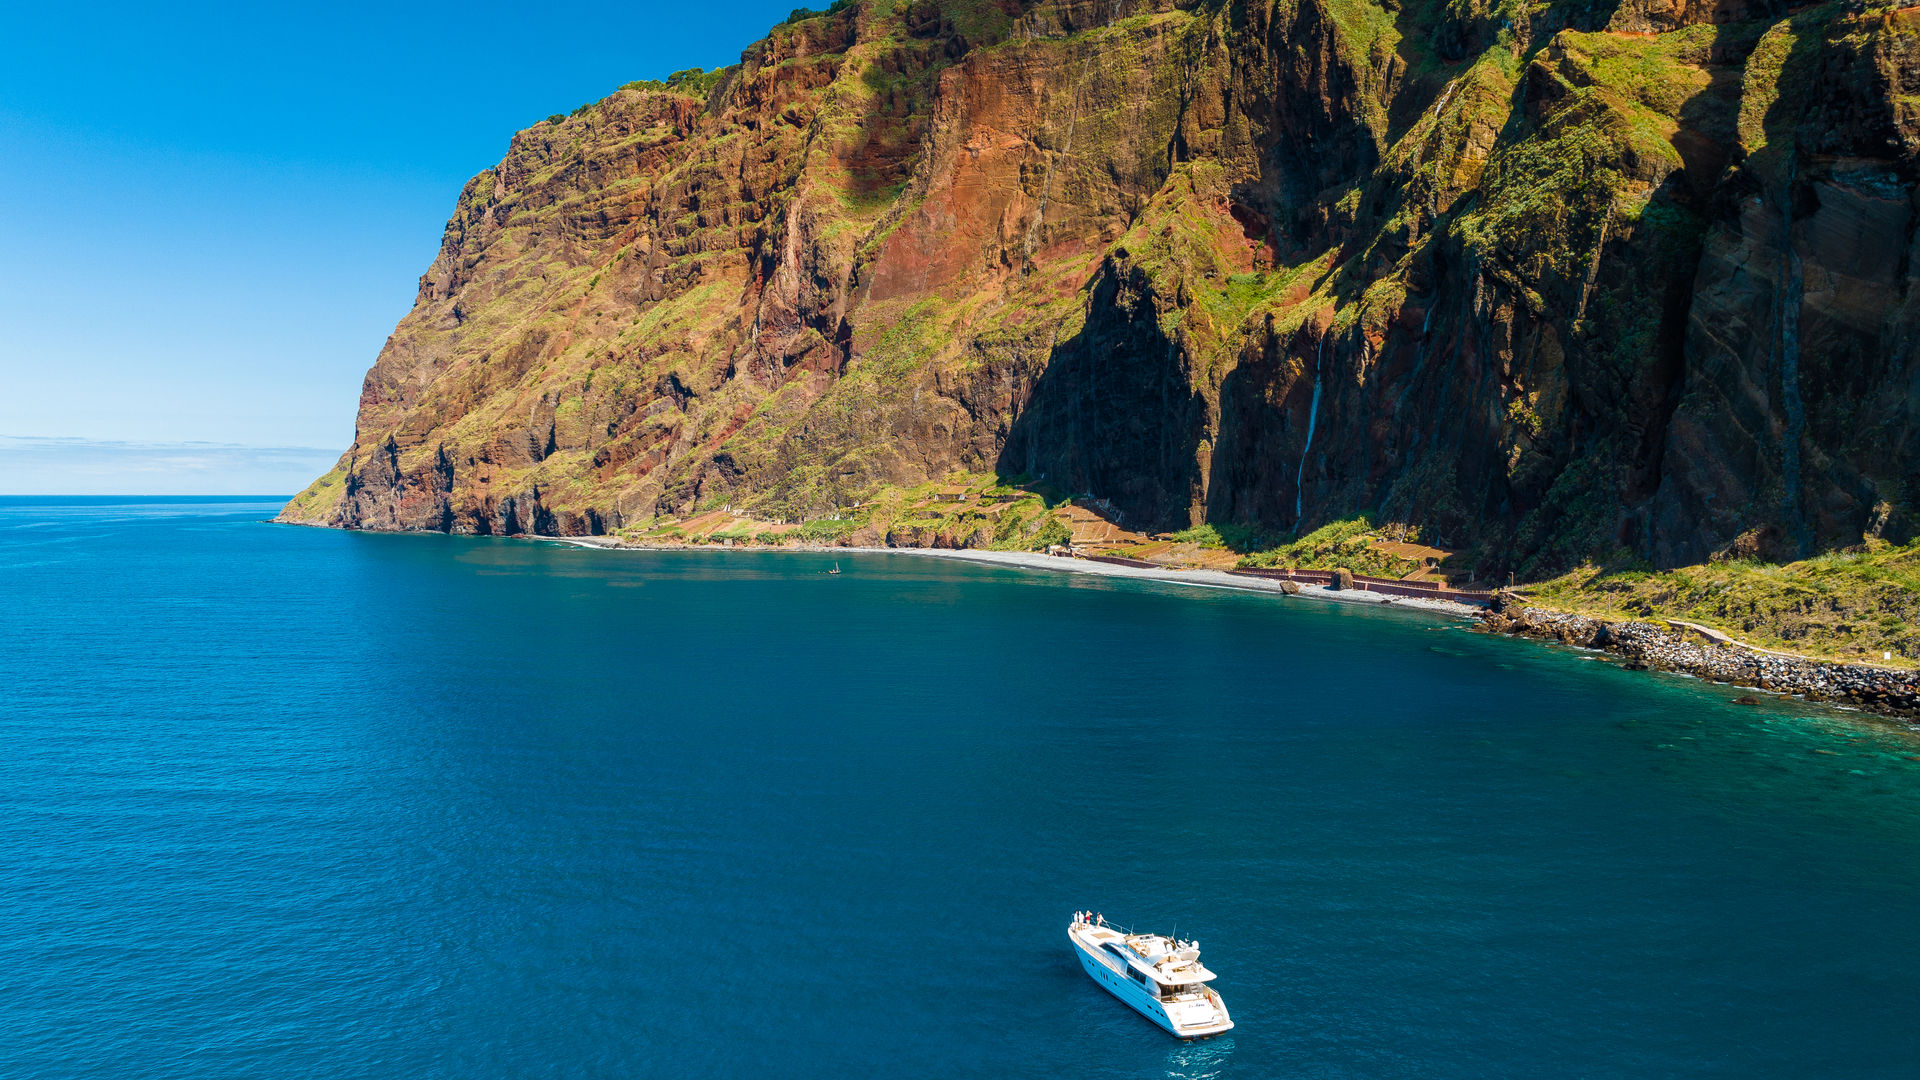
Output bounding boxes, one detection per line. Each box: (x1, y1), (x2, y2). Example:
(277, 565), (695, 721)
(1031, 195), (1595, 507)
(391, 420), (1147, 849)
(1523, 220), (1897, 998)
(1480, 603), (1920, 725)
(281, 0), (1920, 589)
(540, 531), (1920, 725)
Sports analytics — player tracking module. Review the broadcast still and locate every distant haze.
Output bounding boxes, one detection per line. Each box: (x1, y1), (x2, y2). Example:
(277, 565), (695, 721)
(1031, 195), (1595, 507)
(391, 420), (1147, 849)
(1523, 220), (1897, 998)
(0, 0), (797, 492)
(0, 437), (338, 496)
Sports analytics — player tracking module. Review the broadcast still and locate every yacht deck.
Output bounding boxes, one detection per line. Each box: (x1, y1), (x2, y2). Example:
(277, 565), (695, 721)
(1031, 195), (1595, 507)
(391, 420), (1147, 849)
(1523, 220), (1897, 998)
(1070, 922), (1219, 987)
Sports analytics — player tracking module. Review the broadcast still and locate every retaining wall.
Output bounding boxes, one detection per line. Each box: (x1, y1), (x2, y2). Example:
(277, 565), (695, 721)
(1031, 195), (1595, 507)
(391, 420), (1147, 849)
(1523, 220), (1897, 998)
(1230, 566), (1493, 605)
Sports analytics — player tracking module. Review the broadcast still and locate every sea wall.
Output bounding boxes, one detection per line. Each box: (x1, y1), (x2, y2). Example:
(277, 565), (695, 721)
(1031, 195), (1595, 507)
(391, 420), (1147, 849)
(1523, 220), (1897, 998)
(1231, 566), (1495, 604)
(1481, 604), (1920, 722)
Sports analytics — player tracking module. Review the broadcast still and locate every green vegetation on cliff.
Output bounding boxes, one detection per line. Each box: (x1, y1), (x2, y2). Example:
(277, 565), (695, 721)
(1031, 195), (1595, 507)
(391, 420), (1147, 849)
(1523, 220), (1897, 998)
(1528, 543), (1920, 666)
(283, 0), (1920, 666)
(1240, 517), (1432, 579)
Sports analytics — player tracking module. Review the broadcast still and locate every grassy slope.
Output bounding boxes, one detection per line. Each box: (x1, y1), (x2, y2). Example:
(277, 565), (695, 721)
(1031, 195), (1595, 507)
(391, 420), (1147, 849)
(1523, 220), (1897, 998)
(1227, 516), (1920, 666)
(1223, 510), (1920, 667)
(1238, 517), (1432, 578)
(1524, 545), (1920, 667)
(612, 471), (1079, 551)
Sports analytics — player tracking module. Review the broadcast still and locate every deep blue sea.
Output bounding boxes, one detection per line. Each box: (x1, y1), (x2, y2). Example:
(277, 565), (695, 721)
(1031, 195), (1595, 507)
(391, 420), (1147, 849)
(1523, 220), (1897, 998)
(3, 497), (1918, 1078)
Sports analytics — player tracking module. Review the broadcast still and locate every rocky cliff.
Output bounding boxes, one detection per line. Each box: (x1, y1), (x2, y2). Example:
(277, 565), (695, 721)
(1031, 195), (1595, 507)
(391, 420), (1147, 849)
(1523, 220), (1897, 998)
(281, 0), (1920, 580)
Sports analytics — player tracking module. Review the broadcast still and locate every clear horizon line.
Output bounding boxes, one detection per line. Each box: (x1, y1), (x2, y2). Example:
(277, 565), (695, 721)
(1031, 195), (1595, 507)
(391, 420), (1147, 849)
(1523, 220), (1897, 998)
(0, 436), (339, 496)
(0, 492), (294, 498)
(0, 434), (338, 453)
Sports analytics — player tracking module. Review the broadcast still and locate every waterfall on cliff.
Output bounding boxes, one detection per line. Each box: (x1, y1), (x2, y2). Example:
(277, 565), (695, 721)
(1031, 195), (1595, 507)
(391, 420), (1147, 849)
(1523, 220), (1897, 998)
(1392, 304), (1436, 417)
(1295, 336), (1326, 524)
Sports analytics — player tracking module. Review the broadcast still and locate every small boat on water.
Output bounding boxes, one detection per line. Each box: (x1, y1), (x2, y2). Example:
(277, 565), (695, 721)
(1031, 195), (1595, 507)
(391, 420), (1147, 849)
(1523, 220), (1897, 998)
(1069, 912), (1233, 1038)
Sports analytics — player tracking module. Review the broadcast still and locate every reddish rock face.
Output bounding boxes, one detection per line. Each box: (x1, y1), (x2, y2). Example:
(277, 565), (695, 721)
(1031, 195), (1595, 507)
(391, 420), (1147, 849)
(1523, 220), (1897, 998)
(283, 0), (1920, 576)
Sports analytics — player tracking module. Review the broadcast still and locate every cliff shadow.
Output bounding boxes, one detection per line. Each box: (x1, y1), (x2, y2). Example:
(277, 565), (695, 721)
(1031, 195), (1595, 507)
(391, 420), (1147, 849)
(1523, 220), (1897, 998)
(1207, 322), (1318, 536)
(1636, 10), (1902, 566)
(1204, 292), (1496, 552)
(1740, 7), (1918, 553)
(995, 263), (1207, 531)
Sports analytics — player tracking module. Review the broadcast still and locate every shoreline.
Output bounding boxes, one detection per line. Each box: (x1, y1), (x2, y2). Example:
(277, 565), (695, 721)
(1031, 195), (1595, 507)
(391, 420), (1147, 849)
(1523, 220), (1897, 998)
(877, 548), (1488, 617)
(536, 536), (1919, 725)
(532, 537), (1488, 619)
(302, 524), (1917, 726)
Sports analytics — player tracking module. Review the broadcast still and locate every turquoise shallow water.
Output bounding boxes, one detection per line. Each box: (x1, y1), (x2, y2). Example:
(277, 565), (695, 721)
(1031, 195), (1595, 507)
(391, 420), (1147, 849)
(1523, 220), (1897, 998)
(3, 497), (1918, 1078)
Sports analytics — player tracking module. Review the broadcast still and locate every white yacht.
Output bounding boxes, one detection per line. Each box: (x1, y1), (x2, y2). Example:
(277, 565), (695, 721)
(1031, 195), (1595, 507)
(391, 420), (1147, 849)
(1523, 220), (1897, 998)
(1069, 913), (1233, 1038)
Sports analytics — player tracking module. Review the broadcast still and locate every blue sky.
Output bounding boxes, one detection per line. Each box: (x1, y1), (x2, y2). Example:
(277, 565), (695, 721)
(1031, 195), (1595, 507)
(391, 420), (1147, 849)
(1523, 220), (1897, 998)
(0, 1), (797, 493)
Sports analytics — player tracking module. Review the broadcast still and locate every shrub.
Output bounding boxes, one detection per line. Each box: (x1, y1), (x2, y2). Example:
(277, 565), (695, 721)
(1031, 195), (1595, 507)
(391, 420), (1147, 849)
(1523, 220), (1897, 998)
(1030, 516), (1073, 551)
(797, 518), (855, 543)
(785, 7), (815, 22)
(783, 0), (856, 23)
(1169, 522), (1266, 553)
(621, 67), (730, 99)
(1238, 515), (1424, 577)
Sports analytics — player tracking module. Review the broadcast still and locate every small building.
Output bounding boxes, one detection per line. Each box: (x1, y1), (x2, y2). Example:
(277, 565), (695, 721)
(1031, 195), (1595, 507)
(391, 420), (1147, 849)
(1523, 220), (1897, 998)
(930, 486), (969, 503)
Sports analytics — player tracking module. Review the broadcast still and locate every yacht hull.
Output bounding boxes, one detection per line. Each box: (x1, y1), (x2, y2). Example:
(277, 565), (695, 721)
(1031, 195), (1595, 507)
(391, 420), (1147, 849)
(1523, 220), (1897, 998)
(1070, 931), (1234, 1039)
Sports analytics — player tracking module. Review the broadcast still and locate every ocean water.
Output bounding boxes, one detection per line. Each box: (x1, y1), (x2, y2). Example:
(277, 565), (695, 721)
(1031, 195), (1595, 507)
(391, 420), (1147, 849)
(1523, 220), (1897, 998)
(2, 497), (1917, 1079)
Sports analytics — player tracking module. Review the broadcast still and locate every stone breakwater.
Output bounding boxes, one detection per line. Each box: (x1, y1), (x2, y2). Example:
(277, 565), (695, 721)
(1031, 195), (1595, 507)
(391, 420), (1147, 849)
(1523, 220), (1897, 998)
(1481, 604), (1920, 722)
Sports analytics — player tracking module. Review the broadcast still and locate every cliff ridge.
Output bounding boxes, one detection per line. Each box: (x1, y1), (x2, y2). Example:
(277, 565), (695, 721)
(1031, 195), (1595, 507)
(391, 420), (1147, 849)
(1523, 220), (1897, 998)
(282, 0), (1920, 606)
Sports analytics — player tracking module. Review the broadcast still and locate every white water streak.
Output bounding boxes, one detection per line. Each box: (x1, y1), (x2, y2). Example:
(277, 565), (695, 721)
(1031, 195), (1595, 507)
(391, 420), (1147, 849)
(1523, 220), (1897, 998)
(1294, 336), (1325, 523)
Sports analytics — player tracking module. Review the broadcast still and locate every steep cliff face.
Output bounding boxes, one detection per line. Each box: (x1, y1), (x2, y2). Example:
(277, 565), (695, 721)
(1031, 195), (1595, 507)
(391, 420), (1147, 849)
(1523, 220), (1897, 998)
(283, 0), (1920, 579)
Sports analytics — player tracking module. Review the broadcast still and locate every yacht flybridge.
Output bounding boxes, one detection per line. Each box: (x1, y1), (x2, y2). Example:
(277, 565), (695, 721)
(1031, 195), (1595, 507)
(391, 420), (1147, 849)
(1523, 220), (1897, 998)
(1069, 913), (1233, 1038)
